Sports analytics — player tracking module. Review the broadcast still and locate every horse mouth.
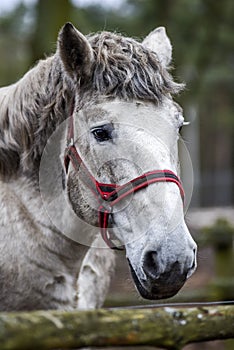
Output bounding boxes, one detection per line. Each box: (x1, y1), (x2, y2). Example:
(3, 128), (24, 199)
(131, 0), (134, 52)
(128, 260), (186, 300)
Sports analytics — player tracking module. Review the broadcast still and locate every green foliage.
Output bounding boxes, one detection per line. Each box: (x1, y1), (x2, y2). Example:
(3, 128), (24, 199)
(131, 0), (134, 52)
(0, 4), (30, 84)
(31, 0), (73, 62)
(202, 218), (234, 250)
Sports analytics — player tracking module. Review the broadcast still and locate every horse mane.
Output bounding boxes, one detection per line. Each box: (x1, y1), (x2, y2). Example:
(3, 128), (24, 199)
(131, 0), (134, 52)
(0, 56), (73, 180)
(0, 30), (183, 181)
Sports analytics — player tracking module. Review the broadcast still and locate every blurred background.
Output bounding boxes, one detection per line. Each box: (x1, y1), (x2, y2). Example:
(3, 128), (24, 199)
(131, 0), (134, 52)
(0, 1), (233, 349)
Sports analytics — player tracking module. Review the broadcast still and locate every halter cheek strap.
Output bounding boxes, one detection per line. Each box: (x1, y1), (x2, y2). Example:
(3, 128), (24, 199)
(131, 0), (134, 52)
(64, 109), (185, 250)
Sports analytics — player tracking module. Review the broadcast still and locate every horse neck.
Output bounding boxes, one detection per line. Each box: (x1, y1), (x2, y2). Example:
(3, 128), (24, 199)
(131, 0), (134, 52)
(0, 54), (73, 181)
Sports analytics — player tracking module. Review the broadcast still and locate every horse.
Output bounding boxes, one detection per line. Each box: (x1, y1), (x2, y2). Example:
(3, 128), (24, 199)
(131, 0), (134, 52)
(0, 22), (197, 311)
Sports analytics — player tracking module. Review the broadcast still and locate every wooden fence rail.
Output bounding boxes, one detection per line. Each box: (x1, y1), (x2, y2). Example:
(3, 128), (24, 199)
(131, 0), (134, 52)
(0, 305), (234, 350)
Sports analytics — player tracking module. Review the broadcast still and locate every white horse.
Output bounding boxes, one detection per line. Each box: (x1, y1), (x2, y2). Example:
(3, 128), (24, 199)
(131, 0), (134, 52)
(0, 23), (197, 311)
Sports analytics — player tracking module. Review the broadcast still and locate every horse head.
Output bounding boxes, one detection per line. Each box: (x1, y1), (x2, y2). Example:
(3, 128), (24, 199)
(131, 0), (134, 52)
(58, 23), (197, 300)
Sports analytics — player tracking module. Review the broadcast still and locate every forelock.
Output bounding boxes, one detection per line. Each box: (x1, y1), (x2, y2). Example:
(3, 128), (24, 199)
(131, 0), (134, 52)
(84, 31), (184, 102)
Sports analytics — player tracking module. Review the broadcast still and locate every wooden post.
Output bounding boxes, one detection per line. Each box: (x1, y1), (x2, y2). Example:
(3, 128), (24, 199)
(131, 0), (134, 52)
(0, 305), (233, 349)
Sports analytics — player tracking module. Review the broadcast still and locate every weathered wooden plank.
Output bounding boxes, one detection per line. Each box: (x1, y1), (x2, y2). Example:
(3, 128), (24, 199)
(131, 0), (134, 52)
(0, 305), (233, 349)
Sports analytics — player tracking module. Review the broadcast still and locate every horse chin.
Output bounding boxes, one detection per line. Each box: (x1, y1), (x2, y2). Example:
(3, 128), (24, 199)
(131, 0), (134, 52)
(128, 261), (186, 300)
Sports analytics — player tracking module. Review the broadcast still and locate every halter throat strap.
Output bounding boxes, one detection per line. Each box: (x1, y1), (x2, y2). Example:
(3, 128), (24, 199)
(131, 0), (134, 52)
(64, 106), (185, 249)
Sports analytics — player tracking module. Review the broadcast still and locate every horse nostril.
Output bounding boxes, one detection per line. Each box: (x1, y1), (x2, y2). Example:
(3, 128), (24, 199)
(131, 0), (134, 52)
(143, 251), (159, 279)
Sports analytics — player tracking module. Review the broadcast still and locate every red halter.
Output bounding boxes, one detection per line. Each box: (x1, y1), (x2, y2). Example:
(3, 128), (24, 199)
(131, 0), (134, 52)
(64, 106), (185, 249)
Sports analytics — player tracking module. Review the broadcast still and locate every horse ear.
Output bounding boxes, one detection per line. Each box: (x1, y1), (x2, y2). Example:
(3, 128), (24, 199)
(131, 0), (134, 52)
(58, 22), (94, 80)
(142, 27), (172, 67)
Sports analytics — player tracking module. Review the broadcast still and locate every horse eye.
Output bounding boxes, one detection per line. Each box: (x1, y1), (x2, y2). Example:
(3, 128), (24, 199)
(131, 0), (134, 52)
(91, 124), (114, 142)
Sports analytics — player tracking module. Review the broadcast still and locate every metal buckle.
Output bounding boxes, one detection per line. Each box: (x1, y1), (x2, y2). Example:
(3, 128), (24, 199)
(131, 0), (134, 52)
(67, 138), (74, 148)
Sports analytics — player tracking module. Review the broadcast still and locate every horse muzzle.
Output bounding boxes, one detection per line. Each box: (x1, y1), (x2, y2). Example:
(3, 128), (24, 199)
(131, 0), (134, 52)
(128, 260), (186, 300)
(128, 243), (197, 300)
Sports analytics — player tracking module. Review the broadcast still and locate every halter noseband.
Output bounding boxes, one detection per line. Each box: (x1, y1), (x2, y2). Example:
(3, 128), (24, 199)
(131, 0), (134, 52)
(64, 105), (185, 249)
